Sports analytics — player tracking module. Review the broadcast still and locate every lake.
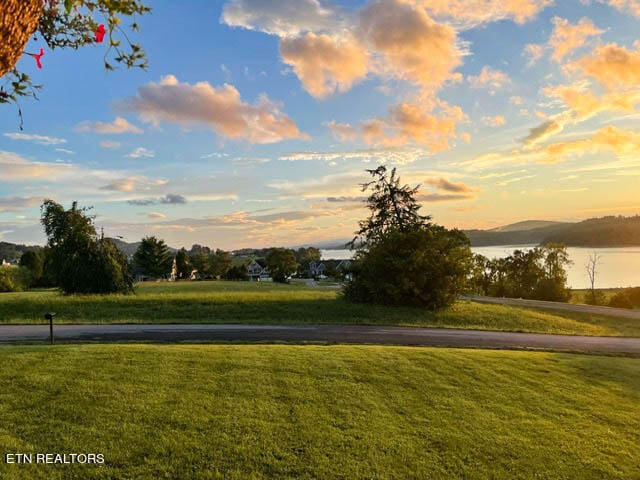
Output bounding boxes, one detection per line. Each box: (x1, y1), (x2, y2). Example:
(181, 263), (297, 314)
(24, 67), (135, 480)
(321, 246), (640, 289)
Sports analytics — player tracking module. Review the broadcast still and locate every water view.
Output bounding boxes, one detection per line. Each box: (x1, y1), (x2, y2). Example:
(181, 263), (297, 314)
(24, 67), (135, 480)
(322, 247), (640, 290)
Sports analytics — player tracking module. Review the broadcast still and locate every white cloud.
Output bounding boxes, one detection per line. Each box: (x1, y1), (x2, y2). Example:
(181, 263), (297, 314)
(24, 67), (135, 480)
(3, 133), (67, 145)
(126, 147), (155, 159)
(220, 0), (336, 37)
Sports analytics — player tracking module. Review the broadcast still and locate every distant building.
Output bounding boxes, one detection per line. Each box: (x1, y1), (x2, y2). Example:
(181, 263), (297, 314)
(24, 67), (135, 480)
(246, 259), (271, 281)
(308, 261), (326, 278)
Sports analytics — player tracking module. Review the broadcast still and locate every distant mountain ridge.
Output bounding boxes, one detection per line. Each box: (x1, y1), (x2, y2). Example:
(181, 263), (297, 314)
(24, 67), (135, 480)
(488, 220), (568, 233)
(312, 216), (640, 249)
(465, 216), (640, 247)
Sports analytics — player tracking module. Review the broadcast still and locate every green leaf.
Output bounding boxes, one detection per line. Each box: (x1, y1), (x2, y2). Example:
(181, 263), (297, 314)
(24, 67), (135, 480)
(64, 0), (74, 14)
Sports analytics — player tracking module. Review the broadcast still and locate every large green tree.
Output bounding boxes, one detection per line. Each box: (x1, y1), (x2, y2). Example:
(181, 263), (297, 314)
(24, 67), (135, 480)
(40, 200), (133, 294)
(345, 167), (472, 309)
(133, 236), (173, 279)
(266, 249), (298, 283)
(209, 249), (232, 279)
(188, 245), (211, 278)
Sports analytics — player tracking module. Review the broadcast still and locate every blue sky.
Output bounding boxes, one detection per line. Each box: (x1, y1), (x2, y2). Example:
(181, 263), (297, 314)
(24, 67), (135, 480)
(1, 0), (639, 248)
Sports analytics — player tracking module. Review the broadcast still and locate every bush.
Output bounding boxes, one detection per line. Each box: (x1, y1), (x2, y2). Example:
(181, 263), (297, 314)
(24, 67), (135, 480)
(584, 289), (607, 306)
(624, 287), (640, 307)
(534, 278), (572, 302)
(608, 292), (634, 309)
(223, 265), (249, 281)
(344, 227), (472, 309)
(0, 266), (32, 292)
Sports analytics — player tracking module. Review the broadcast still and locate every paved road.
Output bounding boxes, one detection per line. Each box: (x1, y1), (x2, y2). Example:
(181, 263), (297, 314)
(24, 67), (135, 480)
(462, 295), (640, 319)
(1, 324), (639, 354)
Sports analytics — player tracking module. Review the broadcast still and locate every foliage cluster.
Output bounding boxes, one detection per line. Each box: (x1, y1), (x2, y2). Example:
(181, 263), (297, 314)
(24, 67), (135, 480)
(345, 166), (473, 309)
(469, 244), (573, 302)
(40, 200), (133, 294)
(0, 265), (32, 292)
(606, 288), (640, 309)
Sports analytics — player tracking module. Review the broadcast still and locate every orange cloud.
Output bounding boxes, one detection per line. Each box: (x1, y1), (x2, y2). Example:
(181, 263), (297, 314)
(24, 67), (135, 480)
(411, 0), (552, 28)
(607, 0), (640, 16)
(280, 33), (369, 98)
(544, 126), (640, 163)
(523, 84), (640, 147)
(359, 0), (461, 93)
(325, 121), (359, 141)
(548, 17), (603, 62)
(120, 75), (309, 144)
(482, 115), (506, 127)
(359, 101), (462, 152)
(524, 43), (544, 66)
(468, 66), (510, 91)
(75, 117), (143, 134)
(544, 84), (640, 121)
(575, 43), (640, 90)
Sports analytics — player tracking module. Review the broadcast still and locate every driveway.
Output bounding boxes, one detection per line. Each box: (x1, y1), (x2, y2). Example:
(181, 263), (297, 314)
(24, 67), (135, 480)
(1, 324), (639, 354)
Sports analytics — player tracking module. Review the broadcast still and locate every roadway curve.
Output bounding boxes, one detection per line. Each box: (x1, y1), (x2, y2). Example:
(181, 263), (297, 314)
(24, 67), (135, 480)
(1, 324), (639, 354)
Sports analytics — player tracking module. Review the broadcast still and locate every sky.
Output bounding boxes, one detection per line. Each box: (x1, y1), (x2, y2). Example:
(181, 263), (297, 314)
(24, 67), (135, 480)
(1, 0), (639, 249)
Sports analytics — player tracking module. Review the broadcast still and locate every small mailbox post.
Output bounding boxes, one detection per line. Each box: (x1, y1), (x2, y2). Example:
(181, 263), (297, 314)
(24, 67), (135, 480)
(45, 312), (56, 344)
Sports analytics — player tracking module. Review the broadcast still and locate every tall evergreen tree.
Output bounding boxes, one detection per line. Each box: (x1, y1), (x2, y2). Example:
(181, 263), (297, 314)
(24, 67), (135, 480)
(133, 236), (173, 279)
(345, 167), (472, 309)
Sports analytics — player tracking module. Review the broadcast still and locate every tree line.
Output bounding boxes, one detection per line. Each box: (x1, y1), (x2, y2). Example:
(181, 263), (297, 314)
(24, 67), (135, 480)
(2, 200), (330, 293)
(468, 245), (572, 302)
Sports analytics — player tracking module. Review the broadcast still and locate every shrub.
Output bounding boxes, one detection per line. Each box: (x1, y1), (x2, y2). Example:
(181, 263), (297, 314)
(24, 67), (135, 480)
(0, 266), (32, 292)
(223, 265), (249, 281)
(584, 290), (607, 306)
(344, 227), (472, 309)
(624, 287), (640, 307)
(608, 292), (634, 309)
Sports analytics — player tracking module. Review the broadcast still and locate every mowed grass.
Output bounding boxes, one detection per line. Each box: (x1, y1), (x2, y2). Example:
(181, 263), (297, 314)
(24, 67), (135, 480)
(1, 281), (640, 337)
(0, 345), (638, 479)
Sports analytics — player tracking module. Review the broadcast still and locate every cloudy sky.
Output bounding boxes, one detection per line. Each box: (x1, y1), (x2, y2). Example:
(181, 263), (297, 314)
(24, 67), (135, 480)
(1, 0), (639, 249)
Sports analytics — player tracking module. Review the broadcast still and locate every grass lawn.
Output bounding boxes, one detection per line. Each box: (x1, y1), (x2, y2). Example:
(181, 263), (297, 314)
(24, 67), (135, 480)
(1, 281), (639, 337)
(0, 345), (638, 479)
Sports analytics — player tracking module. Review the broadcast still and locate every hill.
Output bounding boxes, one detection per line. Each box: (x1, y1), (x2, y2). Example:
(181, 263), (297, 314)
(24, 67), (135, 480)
(0, 241), (41, 263)
(465, 216), (640, 247)
(489, 220), (568, 233)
